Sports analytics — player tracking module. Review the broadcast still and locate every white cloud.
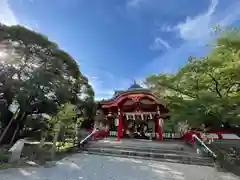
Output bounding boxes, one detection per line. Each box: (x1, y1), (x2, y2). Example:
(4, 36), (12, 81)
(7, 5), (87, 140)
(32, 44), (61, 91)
(88, 77), (114, 100)
(0, 0), (18, 25)
(160, 0), (240, 43)
(91, 76), (99, 80)
(147, 0), (240, 75)
(126, 0), (147, 8)
(159, 24), (174, 32)
(150, 37), (171, 51)
(217, 2), (240, 27)
(85, 66), (135, 100)
(175, 0), (218, 42)
(0, 0), (38, 31)
(87, 72), (116, 100)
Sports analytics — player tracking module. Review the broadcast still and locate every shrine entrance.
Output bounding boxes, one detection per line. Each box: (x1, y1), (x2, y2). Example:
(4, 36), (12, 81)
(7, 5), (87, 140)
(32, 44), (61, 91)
(126, 120), (151, 139)
(123, 112), (156, 140)
(95, 81), (169, 141)
(126, 119), (147, 139)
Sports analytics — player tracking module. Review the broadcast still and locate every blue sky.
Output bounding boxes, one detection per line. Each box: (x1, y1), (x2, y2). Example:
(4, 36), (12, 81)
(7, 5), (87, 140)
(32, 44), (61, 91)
(1, 0), (240, 100)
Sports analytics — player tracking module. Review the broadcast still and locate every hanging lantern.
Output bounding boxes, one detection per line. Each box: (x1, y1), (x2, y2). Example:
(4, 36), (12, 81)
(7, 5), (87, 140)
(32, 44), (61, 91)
(108, 112), (112, 117)
(96, 110), (101, 115)
(149, 113), (153, 120)
(159, 118), (163, 126)
(115, 118), (119, 126)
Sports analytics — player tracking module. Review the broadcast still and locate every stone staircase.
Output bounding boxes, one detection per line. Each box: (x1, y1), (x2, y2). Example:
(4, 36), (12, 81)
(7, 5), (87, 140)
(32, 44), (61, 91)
(81, 138), (215, 167)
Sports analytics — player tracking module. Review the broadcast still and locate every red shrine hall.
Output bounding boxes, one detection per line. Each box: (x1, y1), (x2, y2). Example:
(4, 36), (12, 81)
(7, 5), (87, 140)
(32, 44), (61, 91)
(95, 81), (169, 141)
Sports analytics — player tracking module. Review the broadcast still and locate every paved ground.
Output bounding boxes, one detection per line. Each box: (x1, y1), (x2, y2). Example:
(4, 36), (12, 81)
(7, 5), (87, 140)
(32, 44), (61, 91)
(0, 154), (239, 180)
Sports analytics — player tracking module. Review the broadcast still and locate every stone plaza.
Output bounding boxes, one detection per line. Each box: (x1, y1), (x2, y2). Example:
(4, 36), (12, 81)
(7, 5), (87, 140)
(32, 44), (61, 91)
(1, 153), (239, 180)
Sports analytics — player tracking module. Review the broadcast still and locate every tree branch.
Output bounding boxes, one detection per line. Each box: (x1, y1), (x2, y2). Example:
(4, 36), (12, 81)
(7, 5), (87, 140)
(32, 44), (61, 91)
(195, 78), (200, 99)
(208, 74), (222, 98)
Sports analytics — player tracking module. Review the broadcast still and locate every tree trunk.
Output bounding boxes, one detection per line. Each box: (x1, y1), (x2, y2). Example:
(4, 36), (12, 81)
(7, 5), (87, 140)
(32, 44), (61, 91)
(75, 122), (81, 146)
(0, 107), (20, 144)
(39, 131), (47, 148)
(51, 122), (61, 160)
(10, 112), (27, 142)
(9, 124), (19, 145)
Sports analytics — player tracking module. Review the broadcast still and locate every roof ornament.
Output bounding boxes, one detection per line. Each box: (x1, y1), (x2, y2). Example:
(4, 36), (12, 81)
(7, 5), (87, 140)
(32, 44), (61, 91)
(133, 79), (137, 85)
(128, 79), (143, 89)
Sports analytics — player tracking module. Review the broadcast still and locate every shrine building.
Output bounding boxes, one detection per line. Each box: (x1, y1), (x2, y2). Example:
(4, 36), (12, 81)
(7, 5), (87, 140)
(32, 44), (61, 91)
(95, 81), (169, 141)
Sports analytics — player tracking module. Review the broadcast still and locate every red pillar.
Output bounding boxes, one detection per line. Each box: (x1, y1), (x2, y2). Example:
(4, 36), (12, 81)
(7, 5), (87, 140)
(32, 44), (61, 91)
(117, 108), (122, 141)
(158, 118), (163, 141)
(155, 118), (163, 141)
(156, 105), (164, 141)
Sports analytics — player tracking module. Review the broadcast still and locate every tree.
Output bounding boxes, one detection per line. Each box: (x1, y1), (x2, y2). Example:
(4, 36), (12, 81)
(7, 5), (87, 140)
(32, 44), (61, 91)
(0, 24), (94, 144)
(50, 103), (77, 159)
(145, 27), (240, 129)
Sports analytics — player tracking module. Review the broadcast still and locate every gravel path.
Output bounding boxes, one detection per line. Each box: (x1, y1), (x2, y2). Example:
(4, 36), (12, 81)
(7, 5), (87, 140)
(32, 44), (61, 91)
(0, 153), (239, 180)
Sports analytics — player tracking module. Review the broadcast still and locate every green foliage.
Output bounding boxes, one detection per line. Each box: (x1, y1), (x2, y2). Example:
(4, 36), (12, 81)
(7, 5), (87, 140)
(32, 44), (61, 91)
(0, 24), (95, 144)
(162, 119), (175, 132)
(0, 152), (9, 163)
(145, 27), (240, 129)
(52, 103), (77, 125)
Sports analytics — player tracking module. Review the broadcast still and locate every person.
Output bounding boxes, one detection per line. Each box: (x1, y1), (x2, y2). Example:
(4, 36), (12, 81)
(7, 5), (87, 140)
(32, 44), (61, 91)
(143, 124), (148, 136)
(134, 125), (139, 138)
(148, 120), (154, 140)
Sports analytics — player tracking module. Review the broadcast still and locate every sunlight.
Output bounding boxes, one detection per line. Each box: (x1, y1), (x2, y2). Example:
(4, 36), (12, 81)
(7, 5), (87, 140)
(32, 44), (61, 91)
(56, 161), (81, 170)
(106, 155), (187, 180)
(69, 162), (81, 170)
(108, 156), (142, 164)
(152, 169), (165, 174)
(19, 168), (33, 176)
(170, 171), (184, 176)
(148, 163), (172, 171)
(151, 169), (170, 179)
(26, 160), (39, 166)
(0, 51), (8, 64)
(0, 42), (13, 60)
(0, 1), (239, 180)
(0, 51), (7, 58)
(169, 170), (185, 180)
(103, 140), (110, 143)
(147, 162), (186, 180)
(220, 174), (239, 180)
(171, 174), (185, 180)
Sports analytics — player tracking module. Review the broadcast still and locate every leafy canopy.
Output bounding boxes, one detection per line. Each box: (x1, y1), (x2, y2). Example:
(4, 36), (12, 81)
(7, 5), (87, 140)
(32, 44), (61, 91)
(145, 27), (240, 129)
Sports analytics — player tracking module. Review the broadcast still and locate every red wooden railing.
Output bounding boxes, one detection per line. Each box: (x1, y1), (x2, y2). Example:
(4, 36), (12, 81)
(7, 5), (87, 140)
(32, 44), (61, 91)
(182, 129), (240, 145)
(88, 126), (109, 139)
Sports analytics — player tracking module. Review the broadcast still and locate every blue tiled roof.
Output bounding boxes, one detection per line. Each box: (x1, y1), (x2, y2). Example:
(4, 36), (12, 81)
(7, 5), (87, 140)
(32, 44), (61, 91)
(99, 81), (150, 102)
(128, 83), (143, 89)
(127, 80), (142, 89)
